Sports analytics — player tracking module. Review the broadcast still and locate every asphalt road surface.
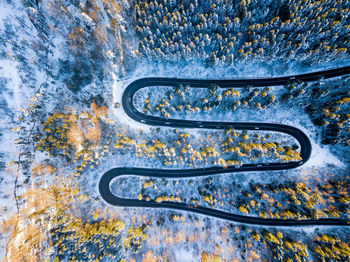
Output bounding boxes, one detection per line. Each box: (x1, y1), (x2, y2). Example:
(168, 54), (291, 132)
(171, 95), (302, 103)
(99, 66), (350, 226)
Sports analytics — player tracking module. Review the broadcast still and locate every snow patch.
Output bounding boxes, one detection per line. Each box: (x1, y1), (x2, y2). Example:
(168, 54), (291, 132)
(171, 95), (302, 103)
(173, 248), (197, 262)
(305, 140), (344, 168)
(112, 72), (152, 131)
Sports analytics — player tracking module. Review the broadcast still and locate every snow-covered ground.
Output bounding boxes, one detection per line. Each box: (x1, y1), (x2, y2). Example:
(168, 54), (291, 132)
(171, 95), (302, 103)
(103, 59), (350, 260)
(0, 0), (349, 261)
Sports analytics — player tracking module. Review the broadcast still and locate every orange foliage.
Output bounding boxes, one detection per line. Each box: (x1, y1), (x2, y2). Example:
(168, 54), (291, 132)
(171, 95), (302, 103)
(86, 126), (101, 141)
(142, 250), (158, 262)
(3, 179), (75, 262)
(67, 122), (84, 150)
(32, 163), (56, 177)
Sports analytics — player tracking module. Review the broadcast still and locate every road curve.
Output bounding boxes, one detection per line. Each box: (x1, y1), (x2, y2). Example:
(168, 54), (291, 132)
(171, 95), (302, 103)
(99, 167), (349, 226)
(99, 66), (350, 226)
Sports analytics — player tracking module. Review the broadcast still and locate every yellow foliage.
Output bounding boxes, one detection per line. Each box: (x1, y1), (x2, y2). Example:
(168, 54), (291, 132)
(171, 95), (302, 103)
(123, 225), (148, 252)
(263, 232), (280, 244)
(201, 251), (222, 262)
(143, 180), (154, 188)
(238, 206), (249, 214)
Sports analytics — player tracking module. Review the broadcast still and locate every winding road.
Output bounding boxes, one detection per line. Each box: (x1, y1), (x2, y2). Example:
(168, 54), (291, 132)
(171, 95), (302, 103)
(99, 66), (350, 226)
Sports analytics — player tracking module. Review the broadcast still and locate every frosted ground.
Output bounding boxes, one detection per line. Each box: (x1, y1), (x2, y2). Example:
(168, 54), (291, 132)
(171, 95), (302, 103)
(0, 0), (349, 261)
